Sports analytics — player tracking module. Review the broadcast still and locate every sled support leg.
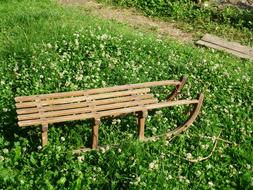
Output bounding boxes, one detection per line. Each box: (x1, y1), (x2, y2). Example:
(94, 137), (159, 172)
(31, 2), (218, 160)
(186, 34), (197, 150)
(137, 110), (148, 140)
(92, 118), (100, 149)
(41, 124), (48, 147)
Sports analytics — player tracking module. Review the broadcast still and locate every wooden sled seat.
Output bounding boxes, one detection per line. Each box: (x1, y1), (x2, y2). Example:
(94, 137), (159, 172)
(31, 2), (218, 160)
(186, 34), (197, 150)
(15, 76), (204, 149)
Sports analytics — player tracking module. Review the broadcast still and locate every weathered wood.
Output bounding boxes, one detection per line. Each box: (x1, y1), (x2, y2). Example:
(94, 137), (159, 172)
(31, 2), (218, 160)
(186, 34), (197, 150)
(17, 94), (154, 115)
(41, 124), (48, 147)
(15, 80), (181, 102)
(202, 34), (253, 56)
(197, 40), (252, 59)
(196, 34), (253, 60)
(18, 99), (199, 127)
(137, 110), (148, 140)
(167, 76), (187, 101)
(15, 76), (204, 149)
(17, 98), (158, 121)
(92, 118), (100, 149)
(16, 88), (151, 109)
(173, 93), (204, 135)
(143, 94), (204, 142)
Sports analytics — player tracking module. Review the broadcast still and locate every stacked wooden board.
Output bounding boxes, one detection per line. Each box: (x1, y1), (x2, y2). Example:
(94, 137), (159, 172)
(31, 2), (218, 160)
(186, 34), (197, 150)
(196, 34), (253, 61)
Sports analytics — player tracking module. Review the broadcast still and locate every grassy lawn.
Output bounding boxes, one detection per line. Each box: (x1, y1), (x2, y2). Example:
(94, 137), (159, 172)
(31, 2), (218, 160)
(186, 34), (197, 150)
(0, 0), (252, 189)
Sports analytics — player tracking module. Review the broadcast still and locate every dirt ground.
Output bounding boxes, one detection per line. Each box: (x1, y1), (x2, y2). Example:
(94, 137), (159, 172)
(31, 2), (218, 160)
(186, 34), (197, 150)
(58, 0), (193, 43)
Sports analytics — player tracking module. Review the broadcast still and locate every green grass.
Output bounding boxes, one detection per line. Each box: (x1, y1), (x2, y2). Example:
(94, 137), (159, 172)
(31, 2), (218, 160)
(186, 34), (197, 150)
(0, 0), (253, 189)
(97, 0), (253, 46)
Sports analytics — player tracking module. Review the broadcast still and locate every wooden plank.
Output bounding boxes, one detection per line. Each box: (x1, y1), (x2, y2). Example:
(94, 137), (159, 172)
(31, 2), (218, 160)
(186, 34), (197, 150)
(15, 80), (181, 102)
(202, 34), (253, 56)
(196, 34), (253, 60)
(16, 88), (150, 108)
(18, 99), (199, 127)
(196, 40), (252, 60)
(17, 94), (154, 115)
(18, 98), (158, 121)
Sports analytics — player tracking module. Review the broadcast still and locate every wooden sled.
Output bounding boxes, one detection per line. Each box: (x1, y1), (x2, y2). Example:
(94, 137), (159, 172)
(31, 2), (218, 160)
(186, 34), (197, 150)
(15, 76), (204, 150)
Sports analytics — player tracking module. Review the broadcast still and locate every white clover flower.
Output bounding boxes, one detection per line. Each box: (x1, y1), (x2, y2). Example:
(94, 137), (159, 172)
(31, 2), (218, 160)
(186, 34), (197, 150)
(167, 175), (172, 180)
(60, 137), (65, 141)
(105, 145), (110, 151)
(206, 163), (212, 169)
(100, 34), (108, 40)
(203, 1), (209, 7)
(97, 167), (102, 172)
(99, 44), (104, 49)
(117, 51), (122, 56)
(75, 39), (79, 46)
(133, 176), (141, 185)
(118, 148), (122, 153)
(76, 74), (83, 81)
(0, 156), (4, 162)
(179, 175), (185, 182)
(116, 119), (121, 124)
(100, 147), (106, 154)
(208, 181), (214, 187)
(37, 146), (42, 150)
(47, 43), (52, 49)
(186, 153), (193, 159)
(196, 170), (201, 176)
(151, 127), (157, 134)
(160, 153), (165, 159)
(3, 108), (8, 112)
(155, 110), (162, 115)
(3, 148), (9, 154)
(246, 164), (251, 170)
(77, 155), (84, 163)
(149, 160), (158, 171)
(112, 119), (117, 125)
(201, 144), (209, 150)
(56, 146), (61, 151)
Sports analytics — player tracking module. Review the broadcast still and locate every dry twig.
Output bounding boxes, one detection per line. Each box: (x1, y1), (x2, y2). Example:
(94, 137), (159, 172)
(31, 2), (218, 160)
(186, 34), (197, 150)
(168, 132), (222, 163)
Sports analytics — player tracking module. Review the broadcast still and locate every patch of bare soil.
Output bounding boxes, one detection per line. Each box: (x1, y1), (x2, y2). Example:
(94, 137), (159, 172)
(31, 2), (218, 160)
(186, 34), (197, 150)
(58, 0), (193, 43)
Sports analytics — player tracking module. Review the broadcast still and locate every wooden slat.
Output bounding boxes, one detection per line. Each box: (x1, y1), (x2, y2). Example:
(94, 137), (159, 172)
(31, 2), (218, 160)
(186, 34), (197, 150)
(15, 80), (180, 102)
(18, 98), (158, 121)
(18, 99), (199, 127)
(17, 94), (154, 115)
(202, 34), (253, 56)
(196, 34), (253, 60)
(16, 88), (150, 109)
(197, 40), (252, 60)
